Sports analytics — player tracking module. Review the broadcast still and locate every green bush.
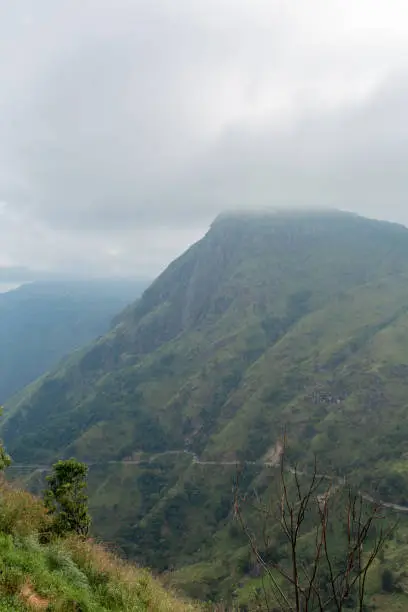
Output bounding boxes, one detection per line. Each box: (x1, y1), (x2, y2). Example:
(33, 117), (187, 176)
(44, 459), (91, 537)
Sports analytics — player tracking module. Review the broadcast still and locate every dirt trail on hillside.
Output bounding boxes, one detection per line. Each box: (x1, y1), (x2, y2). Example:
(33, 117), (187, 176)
(21, 581), (49, 610)
(9, 450), (408, 514)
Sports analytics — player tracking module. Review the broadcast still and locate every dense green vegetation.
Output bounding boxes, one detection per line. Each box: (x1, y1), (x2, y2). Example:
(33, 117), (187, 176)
(44, 459), (91, 537)
(0, 480), (195, 611)
(0, 279), (147, 403)
(0, 415), (190, 610)
(6, 210), (408, 607)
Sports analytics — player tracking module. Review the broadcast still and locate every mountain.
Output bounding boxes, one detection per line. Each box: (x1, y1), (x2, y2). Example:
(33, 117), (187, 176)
(0, 279), (147, 403)
(4, 210), (408, 607)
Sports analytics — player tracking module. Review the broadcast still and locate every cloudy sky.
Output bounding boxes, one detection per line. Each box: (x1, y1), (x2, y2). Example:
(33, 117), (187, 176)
(1, 0), (408, 279)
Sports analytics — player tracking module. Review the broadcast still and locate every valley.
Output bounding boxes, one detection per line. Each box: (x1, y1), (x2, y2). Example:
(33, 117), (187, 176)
(5, 210), (408, 607)
(0, 279), (148, 403)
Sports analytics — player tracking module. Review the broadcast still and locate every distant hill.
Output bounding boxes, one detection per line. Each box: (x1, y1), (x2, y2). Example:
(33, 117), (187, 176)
(0, 279), (147, 402)
(5, 210), (408, 607)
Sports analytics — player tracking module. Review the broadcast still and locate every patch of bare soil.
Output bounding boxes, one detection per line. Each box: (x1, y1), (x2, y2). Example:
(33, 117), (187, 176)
(20, 581), (49, 610)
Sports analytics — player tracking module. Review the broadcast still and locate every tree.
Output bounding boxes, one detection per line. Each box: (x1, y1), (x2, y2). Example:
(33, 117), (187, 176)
(0, 406), (11, 471)
(0, 444), (11, 471)
(234, 445), (393, 611)
(44, 458), (91, 537)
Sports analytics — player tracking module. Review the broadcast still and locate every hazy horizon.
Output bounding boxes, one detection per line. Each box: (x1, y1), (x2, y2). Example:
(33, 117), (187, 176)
(1, 1), (408, 278)
(2, 207), (408, 287)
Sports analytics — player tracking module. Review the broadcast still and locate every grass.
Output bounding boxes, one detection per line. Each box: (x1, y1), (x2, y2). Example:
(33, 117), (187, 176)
(0, 480), (197, 611)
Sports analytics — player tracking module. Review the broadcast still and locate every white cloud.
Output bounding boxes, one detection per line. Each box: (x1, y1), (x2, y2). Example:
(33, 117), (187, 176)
(1, 0), (408, 276)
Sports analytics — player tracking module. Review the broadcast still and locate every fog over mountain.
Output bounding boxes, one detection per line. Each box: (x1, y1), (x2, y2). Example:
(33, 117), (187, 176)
(1, 1), (408, 279)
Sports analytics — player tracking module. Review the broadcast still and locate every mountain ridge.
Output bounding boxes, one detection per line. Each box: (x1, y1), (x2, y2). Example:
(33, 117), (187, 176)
(5, 209), (408, 605)
(5, 210), (408, 462)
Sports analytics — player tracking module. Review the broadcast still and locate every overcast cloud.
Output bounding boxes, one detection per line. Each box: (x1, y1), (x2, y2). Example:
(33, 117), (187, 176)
(1, 0), (408, 277)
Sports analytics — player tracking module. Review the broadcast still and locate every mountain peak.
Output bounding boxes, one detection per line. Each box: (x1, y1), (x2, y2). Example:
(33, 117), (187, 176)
(210, 207), (408, 234)
(211, 207), (357, 225)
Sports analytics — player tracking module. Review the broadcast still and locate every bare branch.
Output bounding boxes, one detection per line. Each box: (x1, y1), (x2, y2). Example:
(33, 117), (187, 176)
(235, 441), (393, 611)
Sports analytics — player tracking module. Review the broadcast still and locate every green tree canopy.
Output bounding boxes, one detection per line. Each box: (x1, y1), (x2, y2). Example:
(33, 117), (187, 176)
(44, 458), (91, 537)
(0, 406), (11, 471)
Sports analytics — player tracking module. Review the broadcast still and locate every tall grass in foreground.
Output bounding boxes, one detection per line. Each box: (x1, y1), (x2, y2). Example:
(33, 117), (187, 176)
(0, 480), (196, 611)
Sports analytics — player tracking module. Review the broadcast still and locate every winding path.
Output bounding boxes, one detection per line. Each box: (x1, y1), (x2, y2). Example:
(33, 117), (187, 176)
(8, 450), (408, 514)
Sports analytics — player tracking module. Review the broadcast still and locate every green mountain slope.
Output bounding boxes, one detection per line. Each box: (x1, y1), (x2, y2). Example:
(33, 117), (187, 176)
(5, 210), (408, 606)
(0, 279), (147, 403)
